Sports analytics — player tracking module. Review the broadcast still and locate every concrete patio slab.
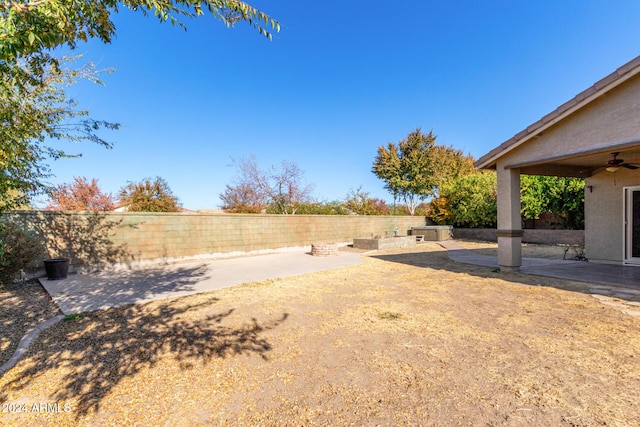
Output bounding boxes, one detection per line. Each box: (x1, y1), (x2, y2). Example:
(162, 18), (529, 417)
(439, 241), (640, 291)
(39, 251), (363, 315)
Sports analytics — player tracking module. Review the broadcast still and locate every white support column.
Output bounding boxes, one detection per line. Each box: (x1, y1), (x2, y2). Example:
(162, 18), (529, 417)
(496, 165), (522, 271)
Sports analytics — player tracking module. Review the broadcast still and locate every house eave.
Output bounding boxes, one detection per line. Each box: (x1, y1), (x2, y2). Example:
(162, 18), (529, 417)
(475, 55), (640, 170)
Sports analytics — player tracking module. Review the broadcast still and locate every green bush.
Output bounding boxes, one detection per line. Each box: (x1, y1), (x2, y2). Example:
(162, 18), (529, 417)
(428, 172), (584, 229)
(428, 171), (497, 228)
(0, 220), (45, 287)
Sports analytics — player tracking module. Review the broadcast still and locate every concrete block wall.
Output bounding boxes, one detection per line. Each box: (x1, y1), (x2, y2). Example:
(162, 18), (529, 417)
(453, 228), (584, 246)
(3, 211), (427, 269)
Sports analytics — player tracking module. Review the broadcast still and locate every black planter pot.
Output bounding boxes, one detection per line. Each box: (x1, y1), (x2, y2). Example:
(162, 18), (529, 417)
(43, 258), (69, 280)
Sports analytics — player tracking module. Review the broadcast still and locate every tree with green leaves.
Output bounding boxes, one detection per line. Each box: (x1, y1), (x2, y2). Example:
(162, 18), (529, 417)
(1, 0), (278, 87)
(428, 172), (584, 229)
(372, 129), (435, 215)
(119, 176), (181, 212)
(521, 175), (584, 229)
(429, 144), (476, 192)
(1, 1), (278, 211)
(372, 128), (475, 215)
(1, 1), (279, 62)
(1, 56), (119, 210)
(428, 171), (498, 228)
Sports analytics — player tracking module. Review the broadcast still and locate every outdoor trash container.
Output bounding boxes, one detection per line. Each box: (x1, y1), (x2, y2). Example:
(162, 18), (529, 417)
(43, 258), (69, 280)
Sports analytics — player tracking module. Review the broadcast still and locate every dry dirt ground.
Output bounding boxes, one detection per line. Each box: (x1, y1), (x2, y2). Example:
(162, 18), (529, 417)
(1, 242), (640, 426)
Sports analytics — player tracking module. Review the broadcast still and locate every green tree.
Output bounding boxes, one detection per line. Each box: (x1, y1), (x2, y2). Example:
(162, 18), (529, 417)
(429, 172), (585, 229)
(520, 175), (549, 223)
(372, 129), (475, 215)
(430, 145), (476, 192)
(1, 56), (119, 210)
(534, 176), (584, 229)
(1, 1), (278, 211)
(283, 201), (349, 215)
(429, 171), (497, 228)
(119, 176), (181, 212)
(0, 219), (45, 287)
(372, 129), (436, 215)
(0, 189), (32, 211)
(1, 1), (279, 63)
(519, 175), (584, 229)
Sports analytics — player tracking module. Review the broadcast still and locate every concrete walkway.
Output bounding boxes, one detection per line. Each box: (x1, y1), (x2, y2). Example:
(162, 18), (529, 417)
(440, 241), (640, 300)
(39, 251), (363, 315)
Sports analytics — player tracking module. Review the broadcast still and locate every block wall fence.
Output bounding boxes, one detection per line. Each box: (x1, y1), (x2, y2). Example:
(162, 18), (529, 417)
(3, 211), (427, 270)
(453, 228), (584, 246)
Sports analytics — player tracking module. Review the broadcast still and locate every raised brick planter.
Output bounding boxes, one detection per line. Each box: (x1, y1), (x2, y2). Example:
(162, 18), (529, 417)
(311, 243), (339, 256)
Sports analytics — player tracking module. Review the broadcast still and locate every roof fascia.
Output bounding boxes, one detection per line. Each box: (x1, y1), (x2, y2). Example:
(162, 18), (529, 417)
(475, 56), (640, 170)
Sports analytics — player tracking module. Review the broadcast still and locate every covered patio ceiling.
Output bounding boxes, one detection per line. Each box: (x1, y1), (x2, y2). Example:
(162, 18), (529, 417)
(484, 140), (640, 178)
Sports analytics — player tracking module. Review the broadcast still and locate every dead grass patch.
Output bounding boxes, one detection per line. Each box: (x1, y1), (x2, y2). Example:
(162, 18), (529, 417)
(1, 245), (640, 426)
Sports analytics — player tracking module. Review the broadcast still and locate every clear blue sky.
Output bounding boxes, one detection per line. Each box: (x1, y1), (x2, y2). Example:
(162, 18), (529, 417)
(44, 0), (640, 210)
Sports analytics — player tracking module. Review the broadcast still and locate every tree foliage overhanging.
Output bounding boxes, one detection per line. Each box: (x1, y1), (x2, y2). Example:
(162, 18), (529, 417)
(1, 56), (120, 210)
(1, 1), (280, 63)
(0, 0), (278, 211)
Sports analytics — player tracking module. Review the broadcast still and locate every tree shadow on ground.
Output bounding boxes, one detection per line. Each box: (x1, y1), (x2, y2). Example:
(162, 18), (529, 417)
(370, 248), (640, 302)
(0, 280), (61, 367)
(0, 288), (288, 417)
(41, 263), (219, 314)
(6, 211), (133, 272)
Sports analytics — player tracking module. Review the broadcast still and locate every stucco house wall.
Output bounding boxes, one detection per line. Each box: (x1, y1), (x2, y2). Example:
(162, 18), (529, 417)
(496, 76), (640, 169)
(585, 168), (639, 263)
(476, 55), (640, 267)
(494, 77), (640, 264)
(501, 78), (640, 264)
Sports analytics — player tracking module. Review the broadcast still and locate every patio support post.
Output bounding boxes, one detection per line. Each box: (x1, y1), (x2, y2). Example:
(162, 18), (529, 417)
(496, 165), (523, 271)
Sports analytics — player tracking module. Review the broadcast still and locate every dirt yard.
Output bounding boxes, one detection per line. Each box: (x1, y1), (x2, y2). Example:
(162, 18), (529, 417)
(1, 243), (640, 426)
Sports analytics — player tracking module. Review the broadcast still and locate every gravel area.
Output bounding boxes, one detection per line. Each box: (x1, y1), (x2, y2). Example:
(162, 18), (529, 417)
(1, 243), (640, 426)
(0, 280), (62, 367)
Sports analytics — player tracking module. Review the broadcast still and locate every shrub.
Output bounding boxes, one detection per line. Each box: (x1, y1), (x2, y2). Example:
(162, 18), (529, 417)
(0, 220), (45, 287)
(428, 171), (497, 228)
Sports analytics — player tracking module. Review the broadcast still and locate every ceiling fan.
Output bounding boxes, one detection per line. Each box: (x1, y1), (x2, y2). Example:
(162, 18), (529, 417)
(604, 152), (639, 172)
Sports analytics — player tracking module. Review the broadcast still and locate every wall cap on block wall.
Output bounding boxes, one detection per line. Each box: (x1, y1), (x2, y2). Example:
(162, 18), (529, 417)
(496, 229), (524, 238)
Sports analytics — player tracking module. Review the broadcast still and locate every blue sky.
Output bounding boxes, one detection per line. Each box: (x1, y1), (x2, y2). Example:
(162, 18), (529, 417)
(44, 0), (640, 210)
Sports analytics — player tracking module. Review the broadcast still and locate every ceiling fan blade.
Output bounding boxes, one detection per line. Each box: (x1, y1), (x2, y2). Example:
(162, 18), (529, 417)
(622, 163), (639, 170)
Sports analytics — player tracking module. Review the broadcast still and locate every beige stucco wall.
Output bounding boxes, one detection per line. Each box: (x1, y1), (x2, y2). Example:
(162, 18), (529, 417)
(491, 75), (640, 264)
(502, 75), (640, 165)
(585, 168), (639, 263)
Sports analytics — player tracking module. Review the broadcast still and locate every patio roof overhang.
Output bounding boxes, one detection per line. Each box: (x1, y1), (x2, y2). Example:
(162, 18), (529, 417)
(482, 139), (640, 178)
(475, 56), (640, 176)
